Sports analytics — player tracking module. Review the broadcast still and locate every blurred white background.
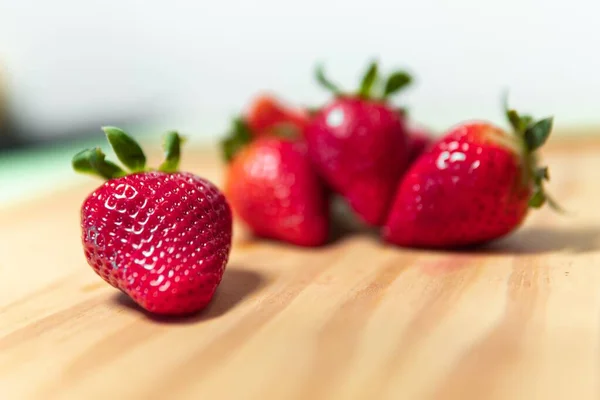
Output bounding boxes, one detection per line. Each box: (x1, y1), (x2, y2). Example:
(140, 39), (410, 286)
(1, 0), (599, 142)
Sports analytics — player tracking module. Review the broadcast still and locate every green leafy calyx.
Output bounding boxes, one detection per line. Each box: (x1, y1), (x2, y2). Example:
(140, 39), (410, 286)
(315, 60), (413, 101)
(503, 95), (561, 212)
(103, 126), (146, 172)
(358, 62), (379, 98)
(158, 131), (183, 173)
(220, 115), (302, 163)
(315, 64), (342, 96)
(72, 148), (126, 180)
(383, 71), (412, 98)
(72, 127), (184, 180)
(220, 117), (253, 163)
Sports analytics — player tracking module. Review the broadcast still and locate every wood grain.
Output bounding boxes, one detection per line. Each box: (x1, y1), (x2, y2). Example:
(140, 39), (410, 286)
(1, 138), (600, 400)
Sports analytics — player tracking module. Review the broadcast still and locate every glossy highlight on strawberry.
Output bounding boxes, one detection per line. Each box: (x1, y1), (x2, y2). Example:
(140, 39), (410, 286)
(73, 128), (232, 315)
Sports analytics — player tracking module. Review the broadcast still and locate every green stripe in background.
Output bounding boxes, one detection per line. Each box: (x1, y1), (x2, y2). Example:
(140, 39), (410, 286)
(0, 128), (209, 208)
(0, 134), (116, 207)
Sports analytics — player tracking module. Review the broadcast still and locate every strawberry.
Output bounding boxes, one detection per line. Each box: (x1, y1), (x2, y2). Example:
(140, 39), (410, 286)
(382, 99), (560, 248)
(304, 61), (413, 226)
(245, 93), (310, 137)
(72, 128), (232, 315)
(221, 134), (329, 247)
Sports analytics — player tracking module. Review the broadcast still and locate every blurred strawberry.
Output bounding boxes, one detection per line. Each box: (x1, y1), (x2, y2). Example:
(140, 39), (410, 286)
(220, 116), (329, 246)
(304, 61), (413, 226)
(245, 93), (310, 137)
(383, 99), (561, 248)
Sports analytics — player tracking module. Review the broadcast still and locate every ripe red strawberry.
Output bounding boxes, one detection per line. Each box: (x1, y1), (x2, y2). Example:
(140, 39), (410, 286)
(304, 61), (412, 226)
(221, 134), (329, 247)
(245, 93), (310, 137)
(73, 128), (232, 315)
(382, 101), (559, 248)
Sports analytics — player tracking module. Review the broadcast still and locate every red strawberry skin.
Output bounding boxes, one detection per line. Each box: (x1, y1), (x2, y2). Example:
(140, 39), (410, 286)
(225, 137), (329, 246)
(383, 122), (531, 248)
(81, 171), (232, 315)
(304, 97), (409, 226)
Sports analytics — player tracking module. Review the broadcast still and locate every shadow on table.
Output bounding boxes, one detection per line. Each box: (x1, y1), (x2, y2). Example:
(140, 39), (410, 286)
(326, 201), (600, 256)
(474, 225), (600, 255)
(114, 267), (267, 324)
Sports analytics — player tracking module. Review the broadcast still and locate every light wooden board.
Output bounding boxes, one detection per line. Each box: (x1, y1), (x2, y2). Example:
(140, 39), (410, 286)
(1, 138), (600, 400)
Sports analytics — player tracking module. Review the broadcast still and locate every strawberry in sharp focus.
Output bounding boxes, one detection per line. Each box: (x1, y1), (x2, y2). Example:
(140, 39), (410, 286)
(382, 99), (560, 248)
(305, 61), (413, 226)
(222, 132), (329, 247)
(245, 93), (311, 138)
(73, 128), (232, 315)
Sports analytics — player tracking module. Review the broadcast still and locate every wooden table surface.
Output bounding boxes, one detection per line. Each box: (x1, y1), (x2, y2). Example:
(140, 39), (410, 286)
(1, 138), (600, 400)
